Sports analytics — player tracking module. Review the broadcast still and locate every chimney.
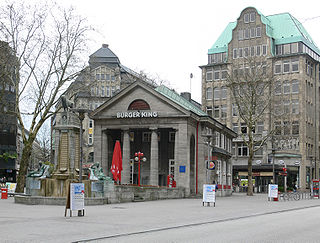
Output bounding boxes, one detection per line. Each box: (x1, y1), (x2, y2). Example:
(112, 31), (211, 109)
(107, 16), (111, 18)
(102, 44), (109, 48)
(181, 92), (191, 101)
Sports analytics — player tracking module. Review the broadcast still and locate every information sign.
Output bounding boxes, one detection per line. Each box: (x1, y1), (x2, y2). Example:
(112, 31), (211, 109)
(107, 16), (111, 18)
(203, 184), (216, 206)
(268, 184), (278, 198)
(70, 183), (85, 211)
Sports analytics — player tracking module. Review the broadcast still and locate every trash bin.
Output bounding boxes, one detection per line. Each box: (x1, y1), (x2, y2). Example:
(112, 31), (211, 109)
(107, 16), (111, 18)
(1, 188), (8, 199)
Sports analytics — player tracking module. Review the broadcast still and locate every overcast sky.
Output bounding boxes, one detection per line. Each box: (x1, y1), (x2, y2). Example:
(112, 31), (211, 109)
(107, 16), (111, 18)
(11, 0), (320, 102)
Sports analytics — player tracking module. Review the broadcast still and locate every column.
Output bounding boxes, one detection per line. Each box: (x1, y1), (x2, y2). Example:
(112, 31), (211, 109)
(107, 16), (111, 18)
(101, 130), (108, 177)
(150, 128), (159, 186)
(122, 130), (130, 184)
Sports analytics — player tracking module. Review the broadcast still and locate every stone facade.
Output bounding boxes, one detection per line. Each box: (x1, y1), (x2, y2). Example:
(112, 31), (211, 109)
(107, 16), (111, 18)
(91, 81), (236, 196)
(201, 7), (320, 191)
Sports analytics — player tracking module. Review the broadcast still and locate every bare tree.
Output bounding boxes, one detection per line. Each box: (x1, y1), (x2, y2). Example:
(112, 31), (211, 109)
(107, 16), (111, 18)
(0, 2), (92, 192)
(226, 57), (274, 196)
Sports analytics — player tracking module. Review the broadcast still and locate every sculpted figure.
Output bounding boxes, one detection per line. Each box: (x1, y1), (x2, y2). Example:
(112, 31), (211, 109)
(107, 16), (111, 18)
(27, 163), (51, 178)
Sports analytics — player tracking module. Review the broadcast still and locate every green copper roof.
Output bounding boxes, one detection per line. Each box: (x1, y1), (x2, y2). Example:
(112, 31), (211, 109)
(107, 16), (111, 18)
(208, 22), (237, 54)
(155, 85), (208, 116)
(208, 8), (320, 56)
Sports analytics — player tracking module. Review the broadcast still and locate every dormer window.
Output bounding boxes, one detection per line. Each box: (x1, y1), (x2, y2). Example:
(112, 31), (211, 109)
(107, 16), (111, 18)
(250, 12), (256, 22)
(244, 13), (249, 23)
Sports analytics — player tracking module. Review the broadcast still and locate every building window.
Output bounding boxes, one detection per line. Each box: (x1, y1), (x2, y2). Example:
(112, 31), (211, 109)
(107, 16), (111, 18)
(256, 26), (261, 37)
(292, 59), (299, 72)
(221, 86), (227, 99)
(292, 121), (299, 135)
(274, 62), (282, 74)
(241, 123), (247, 134)
(169, 132), (175, 142)
(111, 76), (115, 81)
(283, 81), (290, 94)
(238, 143), (248, 156)
(250, 46), (255, 56)
(250, 12), (256, 22)
(214, 70), (220, 80)
(274, 81), (282, 95)
(106, 74), (110, 80)
(232, 104), (238, 117)
(106, 86), (110, 97)
(254, 146), (263, 156)
(96, 86), (99, 96)
(257, 121), (264, 134)
(232, 123), (238, 133)
(233, 49), (237, 59)
(206, 68), (213, 81)
(292, 99), (299, 114)
(238, 29), (244, 40)
(214, 88), (220, 100)
(283, 61), (290, 73)
(291, 43), (298, 53)
(244, 13), (249, 23)
(244, 47), (249, 57)
(256, 45), (261, 56)
(250, 28), (255, 38)
(292, 79), (299, 94)
(91, 87), (95, 96)
(283, 99), (290, 114)
(214, 106), (219, 118)
(89, 119), (93, 128)
(221, 70), (228, 80)
(111, 86), (115, 96)
(206, 87), (213, 100)
(275, 121), (281, 135)
(221, 105), (227, 118)
(206, 106), (212, 116)
(244, 29), (249, 39)
(283, 121), (290, 135)
(284, 44), (290, 54)
(262, 45), (267, 55)
(101, 86), (105, 96)
(88, 134), (93, 145)
(142, 132), (151, 142)
(238, 48), (243, 58)
(96, 74), (100, 80)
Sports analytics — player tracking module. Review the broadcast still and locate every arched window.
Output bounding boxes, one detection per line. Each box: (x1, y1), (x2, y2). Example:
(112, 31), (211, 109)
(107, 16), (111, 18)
(206, 87), (213, 100)
(128, 99), (150, 110)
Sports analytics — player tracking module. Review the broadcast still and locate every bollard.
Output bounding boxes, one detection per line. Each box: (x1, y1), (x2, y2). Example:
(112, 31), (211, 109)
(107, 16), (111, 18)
(1, 188), (8, 199)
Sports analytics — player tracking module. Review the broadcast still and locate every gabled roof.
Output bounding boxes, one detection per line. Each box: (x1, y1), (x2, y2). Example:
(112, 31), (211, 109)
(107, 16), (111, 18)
(208, 7), (320, 56)
(155, 85), (207, 116)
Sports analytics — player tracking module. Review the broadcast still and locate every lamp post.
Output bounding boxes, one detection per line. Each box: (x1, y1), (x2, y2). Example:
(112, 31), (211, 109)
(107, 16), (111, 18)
(134, 151), (146, 187)
(202, 133), (213, 184)
(272, 148), (275, 184)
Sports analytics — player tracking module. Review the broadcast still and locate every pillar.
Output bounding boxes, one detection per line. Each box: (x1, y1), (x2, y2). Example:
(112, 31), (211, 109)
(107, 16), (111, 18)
(122, 130), (130, 184)
(150, 128), (159, 186)
(101, 130), (108, 177)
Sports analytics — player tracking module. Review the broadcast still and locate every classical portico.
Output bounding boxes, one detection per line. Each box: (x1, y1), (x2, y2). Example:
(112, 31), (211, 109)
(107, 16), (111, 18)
(91, 81), (236, 196)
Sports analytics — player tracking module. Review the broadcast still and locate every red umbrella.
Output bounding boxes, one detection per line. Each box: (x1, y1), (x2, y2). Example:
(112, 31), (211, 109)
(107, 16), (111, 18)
(111, 140), (122, 183)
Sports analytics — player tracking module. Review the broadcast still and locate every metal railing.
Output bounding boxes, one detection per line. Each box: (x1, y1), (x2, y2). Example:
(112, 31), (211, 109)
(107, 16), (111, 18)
(279, 191), (316, 201)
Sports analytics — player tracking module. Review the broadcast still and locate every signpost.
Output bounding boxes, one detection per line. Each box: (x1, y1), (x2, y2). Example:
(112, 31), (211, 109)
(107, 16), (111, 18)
(65, 183), (85, 217)
(268, 184), (278, 201)
(202, 184), (216, 207)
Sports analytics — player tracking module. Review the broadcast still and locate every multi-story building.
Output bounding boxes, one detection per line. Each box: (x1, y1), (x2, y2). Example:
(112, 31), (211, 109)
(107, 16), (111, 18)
(200, 7), (320, 191)
(53, 44), (157, 166)
(0, 41), (17, 182)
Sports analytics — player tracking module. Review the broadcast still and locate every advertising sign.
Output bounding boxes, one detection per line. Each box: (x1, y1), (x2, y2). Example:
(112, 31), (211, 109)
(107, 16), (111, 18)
(268, 184), (278, 198)
(203, 184), (216, 203)
(70, 183), (85, 211)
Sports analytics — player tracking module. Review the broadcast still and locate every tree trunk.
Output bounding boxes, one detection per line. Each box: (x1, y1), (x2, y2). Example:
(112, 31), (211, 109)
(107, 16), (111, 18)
(247, 149), (254, 196)
(15, 141), (33, 193)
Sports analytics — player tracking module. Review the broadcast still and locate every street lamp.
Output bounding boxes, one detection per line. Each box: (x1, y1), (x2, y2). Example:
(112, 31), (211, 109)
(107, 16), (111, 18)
(202, 132), (213, 184)
(272, 148), (275, 184)
(134, 151), (146, 187)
